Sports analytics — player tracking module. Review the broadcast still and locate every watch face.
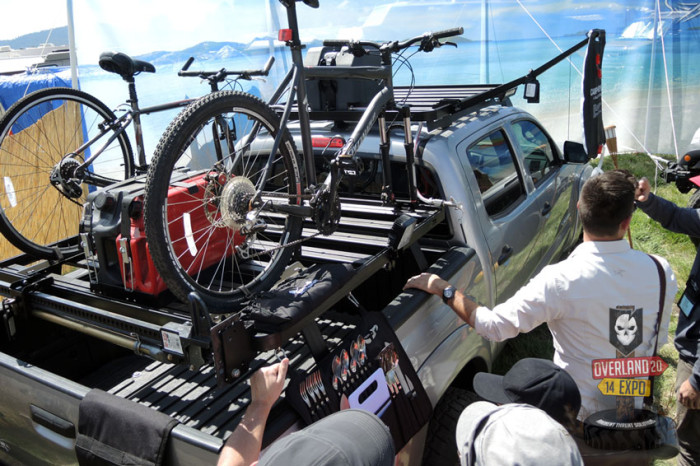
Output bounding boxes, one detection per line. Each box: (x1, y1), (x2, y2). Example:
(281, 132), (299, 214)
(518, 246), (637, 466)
(443, 286), (455, 301)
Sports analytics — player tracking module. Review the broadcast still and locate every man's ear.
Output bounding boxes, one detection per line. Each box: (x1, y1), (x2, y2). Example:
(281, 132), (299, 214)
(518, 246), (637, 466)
(620, 216), (632, 232)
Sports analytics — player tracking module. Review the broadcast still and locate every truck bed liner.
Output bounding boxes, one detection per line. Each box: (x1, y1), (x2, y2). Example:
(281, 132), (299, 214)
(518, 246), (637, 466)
(104, 315), (356, 438)
(0, 195), (447, 440)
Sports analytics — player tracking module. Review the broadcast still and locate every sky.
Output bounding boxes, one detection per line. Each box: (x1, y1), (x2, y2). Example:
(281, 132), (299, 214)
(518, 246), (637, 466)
(2, 0), (697, 156)
(1, 0), (664, 47)
(0, 0), (67, 41)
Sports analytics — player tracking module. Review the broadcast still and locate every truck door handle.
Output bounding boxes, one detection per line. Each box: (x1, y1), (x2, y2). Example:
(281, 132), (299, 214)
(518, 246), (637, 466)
(30, 405), (75, 438)
(541, 201), (552, 216)
(497, 245), (513, 266)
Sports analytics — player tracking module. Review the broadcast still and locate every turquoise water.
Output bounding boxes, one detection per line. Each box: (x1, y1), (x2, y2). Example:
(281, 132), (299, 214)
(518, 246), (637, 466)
(79, 34), (700, 159)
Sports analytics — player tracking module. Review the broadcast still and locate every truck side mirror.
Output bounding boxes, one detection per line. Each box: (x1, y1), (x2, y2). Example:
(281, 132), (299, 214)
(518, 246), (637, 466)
(563, 141), (589, 163)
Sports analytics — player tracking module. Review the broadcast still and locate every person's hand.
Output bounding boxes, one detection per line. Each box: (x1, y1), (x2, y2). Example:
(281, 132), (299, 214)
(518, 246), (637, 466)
(218, 359), (289, 466)
(635, 177), (651, 203)
(250, 358), (289, 410)
(404, 273), (448, 295)
(678, 378), (700, 409)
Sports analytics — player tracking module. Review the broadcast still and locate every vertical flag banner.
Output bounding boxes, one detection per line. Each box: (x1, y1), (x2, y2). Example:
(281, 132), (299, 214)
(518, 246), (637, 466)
(582, 29), (606, 158)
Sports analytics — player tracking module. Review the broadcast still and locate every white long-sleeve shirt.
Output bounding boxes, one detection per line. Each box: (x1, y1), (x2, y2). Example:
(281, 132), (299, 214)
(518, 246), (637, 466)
(474, 240), (677, 419)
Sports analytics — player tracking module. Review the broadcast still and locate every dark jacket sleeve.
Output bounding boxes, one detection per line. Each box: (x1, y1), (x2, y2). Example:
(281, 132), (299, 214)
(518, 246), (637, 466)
(692, 356), (700, 391)
(636, 192), (700, 237)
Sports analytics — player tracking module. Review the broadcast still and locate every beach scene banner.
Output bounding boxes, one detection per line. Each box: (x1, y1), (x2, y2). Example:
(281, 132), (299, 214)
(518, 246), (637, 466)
(72, 0), (700, 160)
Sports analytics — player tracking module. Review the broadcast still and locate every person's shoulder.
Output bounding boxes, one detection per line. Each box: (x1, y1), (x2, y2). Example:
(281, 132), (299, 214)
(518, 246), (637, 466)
(641, 251), (672, 269)
(645, 252), (676, 279)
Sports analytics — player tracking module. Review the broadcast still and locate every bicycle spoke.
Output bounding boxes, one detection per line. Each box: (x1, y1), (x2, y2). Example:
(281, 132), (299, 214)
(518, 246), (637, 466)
(145, 91), (303, 312)
(0, 88), (133, 258)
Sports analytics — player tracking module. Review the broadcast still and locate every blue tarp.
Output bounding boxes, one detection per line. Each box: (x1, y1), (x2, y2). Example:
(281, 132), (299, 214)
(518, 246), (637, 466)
(0, 67), (72, 109)
(0, 68), (72, 130)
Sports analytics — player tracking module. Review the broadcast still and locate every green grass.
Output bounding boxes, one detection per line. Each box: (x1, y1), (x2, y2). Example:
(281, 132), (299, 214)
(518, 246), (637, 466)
(491, 153), (693, 464)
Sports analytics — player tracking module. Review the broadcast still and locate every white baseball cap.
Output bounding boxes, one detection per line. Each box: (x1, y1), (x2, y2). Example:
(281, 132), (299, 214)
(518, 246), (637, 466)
(456, 401), (583, 466)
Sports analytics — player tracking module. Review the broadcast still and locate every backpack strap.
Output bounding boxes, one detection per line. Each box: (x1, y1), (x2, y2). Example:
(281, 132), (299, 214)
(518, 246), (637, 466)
(645, 254), (666, 409)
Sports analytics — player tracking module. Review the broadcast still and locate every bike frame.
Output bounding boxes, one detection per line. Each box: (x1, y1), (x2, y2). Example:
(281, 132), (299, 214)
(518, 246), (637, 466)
(267, 1), (398, 199)
(74, 84), (196, 186)
(76, 98), (194, 181)
(74, 51), (272, 185)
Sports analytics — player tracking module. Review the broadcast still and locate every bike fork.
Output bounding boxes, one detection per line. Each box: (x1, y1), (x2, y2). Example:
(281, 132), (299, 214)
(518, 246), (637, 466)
(400, 106), (418, 206)
(378, 113), (394, 205)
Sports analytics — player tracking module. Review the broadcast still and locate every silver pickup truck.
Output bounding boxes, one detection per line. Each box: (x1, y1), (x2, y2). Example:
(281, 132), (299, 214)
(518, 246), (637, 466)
(0, 80), (593, 464)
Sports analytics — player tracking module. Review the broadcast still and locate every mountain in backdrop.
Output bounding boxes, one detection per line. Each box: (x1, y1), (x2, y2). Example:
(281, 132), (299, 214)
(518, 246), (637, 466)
(135, 38), (317, 67)
(133, 34), (471, 67)
(0, 27), (69, 49)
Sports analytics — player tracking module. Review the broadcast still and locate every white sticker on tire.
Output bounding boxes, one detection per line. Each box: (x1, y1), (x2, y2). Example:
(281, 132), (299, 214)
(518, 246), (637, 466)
(183, 212), (197, 256)
(3, 177), (17, 207)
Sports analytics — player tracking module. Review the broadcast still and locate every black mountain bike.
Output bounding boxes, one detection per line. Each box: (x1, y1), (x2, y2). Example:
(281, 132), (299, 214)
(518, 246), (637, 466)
(143, 0), (462, 313)
(0, 51), (273, 260)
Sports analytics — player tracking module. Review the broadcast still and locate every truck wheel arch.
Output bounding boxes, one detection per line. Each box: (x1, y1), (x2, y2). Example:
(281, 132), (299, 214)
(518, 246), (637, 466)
(422, 387), (481, 466)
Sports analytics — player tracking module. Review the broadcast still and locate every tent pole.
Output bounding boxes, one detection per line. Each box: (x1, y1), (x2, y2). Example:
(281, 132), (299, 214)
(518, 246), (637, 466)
(480, 0), (489, 83)
(643, 0), (659, 150)
(66, 0), (79, 89)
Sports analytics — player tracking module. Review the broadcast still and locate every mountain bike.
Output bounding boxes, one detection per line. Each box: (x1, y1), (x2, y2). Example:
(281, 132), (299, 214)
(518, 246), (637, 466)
(0, 51), (274, 260)
(143, 0), (463, 313)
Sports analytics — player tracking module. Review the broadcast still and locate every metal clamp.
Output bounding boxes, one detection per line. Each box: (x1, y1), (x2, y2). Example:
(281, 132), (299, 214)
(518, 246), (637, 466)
(117, 237), (134, 291)
(1, 298), (17, 340)
(80, 233), (99, 285)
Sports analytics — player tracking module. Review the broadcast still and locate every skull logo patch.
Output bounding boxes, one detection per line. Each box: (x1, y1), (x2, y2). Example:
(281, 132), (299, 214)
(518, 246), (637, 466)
(609, 307), (642, 356)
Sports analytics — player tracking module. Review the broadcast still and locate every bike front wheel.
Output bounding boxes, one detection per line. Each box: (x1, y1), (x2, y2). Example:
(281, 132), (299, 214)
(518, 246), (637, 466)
(0, 87), (134, 259)
(144, 91), (303, 313)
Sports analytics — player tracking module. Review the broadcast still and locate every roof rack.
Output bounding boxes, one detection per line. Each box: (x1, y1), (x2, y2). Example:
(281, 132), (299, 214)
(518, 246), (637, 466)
(290, 30), (599, 131)
(299, 84), (512, 130)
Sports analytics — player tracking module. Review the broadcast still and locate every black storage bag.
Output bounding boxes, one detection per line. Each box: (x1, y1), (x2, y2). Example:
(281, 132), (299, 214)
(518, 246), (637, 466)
(244, 263), (355, 333)
(75, 388), (178, 466)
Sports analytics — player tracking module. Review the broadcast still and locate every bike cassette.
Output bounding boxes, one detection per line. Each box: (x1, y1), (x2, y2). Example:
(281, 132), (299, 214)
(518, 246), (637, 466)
(220, 176), (257, 231)
(49, 159), (83, 199)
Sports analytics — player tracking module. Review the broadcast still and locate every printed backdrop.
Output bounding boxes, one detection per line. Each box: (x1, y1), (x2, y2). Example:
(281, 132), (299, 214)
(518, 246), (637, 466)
(72, 0), (700, 161)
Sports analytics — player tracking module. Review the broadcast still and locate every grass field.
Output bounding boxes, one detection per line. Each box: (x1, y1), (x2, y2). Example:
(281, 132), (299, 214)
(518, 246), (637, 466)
(491, 152), (693, 464)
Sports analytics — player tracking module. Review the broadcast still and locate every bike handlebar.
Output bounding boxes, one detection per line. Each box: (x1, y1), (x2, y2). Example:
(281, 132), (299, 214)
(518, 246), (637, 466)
(178, 56), (275, 81)
(181, 56), (195, 72)
(421, 27), (464, 43)
(322, 27), (463, 53)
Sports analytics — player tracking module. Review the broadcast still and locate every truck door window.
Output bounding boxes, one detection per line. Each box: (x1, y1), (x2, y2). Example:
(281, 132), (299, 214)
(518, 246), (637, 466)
(466, 130), (525, 216)
(511, 120), (556, 186)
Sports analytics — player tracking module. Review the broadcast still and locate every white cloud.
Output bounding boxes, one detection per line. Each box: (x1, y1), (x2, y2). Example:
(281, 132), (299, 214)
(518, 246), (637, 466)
(569, 14), (606, 21)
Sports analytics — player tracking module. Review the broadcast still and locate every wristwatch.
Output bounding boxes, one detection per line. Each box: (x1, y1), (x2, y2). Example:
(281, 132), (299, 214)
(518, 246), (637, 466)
(442, 285), (456, 304)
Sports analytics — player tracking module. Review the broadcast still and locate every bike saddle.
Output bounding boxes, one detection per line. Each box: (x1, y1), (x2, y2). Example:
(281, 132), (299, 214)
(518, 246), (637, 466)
(98, 52), (156, 80)
(301, 0), (319, 7)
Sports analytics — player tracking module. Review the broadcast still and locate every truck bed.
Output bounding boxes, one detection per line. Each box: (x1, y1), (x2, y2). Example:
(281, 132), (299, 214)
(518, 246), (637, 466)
(81, 313), (357, 439)
(0, 194), (453, 448)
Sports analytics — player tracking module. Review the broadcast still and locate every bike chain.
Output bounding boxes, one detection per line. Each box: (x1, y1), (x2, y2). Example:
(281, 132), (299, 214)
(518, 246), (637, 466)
(237, 190), (320, 260)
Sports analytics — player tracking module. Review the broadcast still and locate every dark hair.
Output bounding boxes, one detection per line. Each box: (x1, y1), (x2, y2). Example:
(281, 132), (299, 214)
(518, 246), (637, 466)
(579, 170), (636, 237)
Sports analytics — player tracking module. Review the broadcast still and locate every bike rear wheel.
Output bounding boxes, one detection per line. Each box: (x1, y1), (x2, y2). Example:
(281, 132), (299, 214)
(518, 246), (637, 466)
(144, 91), (303, 313)
(0, 87), (134, 259)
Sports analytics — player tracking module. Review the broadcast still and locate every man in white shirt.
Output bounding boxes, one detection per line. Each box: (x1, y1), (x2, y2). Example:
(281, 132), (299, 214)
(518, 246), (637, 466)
(404, 170), (677, 419)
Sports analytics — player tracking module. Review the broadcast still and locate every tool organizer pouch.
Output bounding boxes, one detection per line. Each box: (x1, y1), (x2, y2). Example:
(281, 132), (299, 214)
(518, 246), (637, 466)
(242, 263), (356, 333)
(285, 311), (433, 453)
(75, 389), (178, 466)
